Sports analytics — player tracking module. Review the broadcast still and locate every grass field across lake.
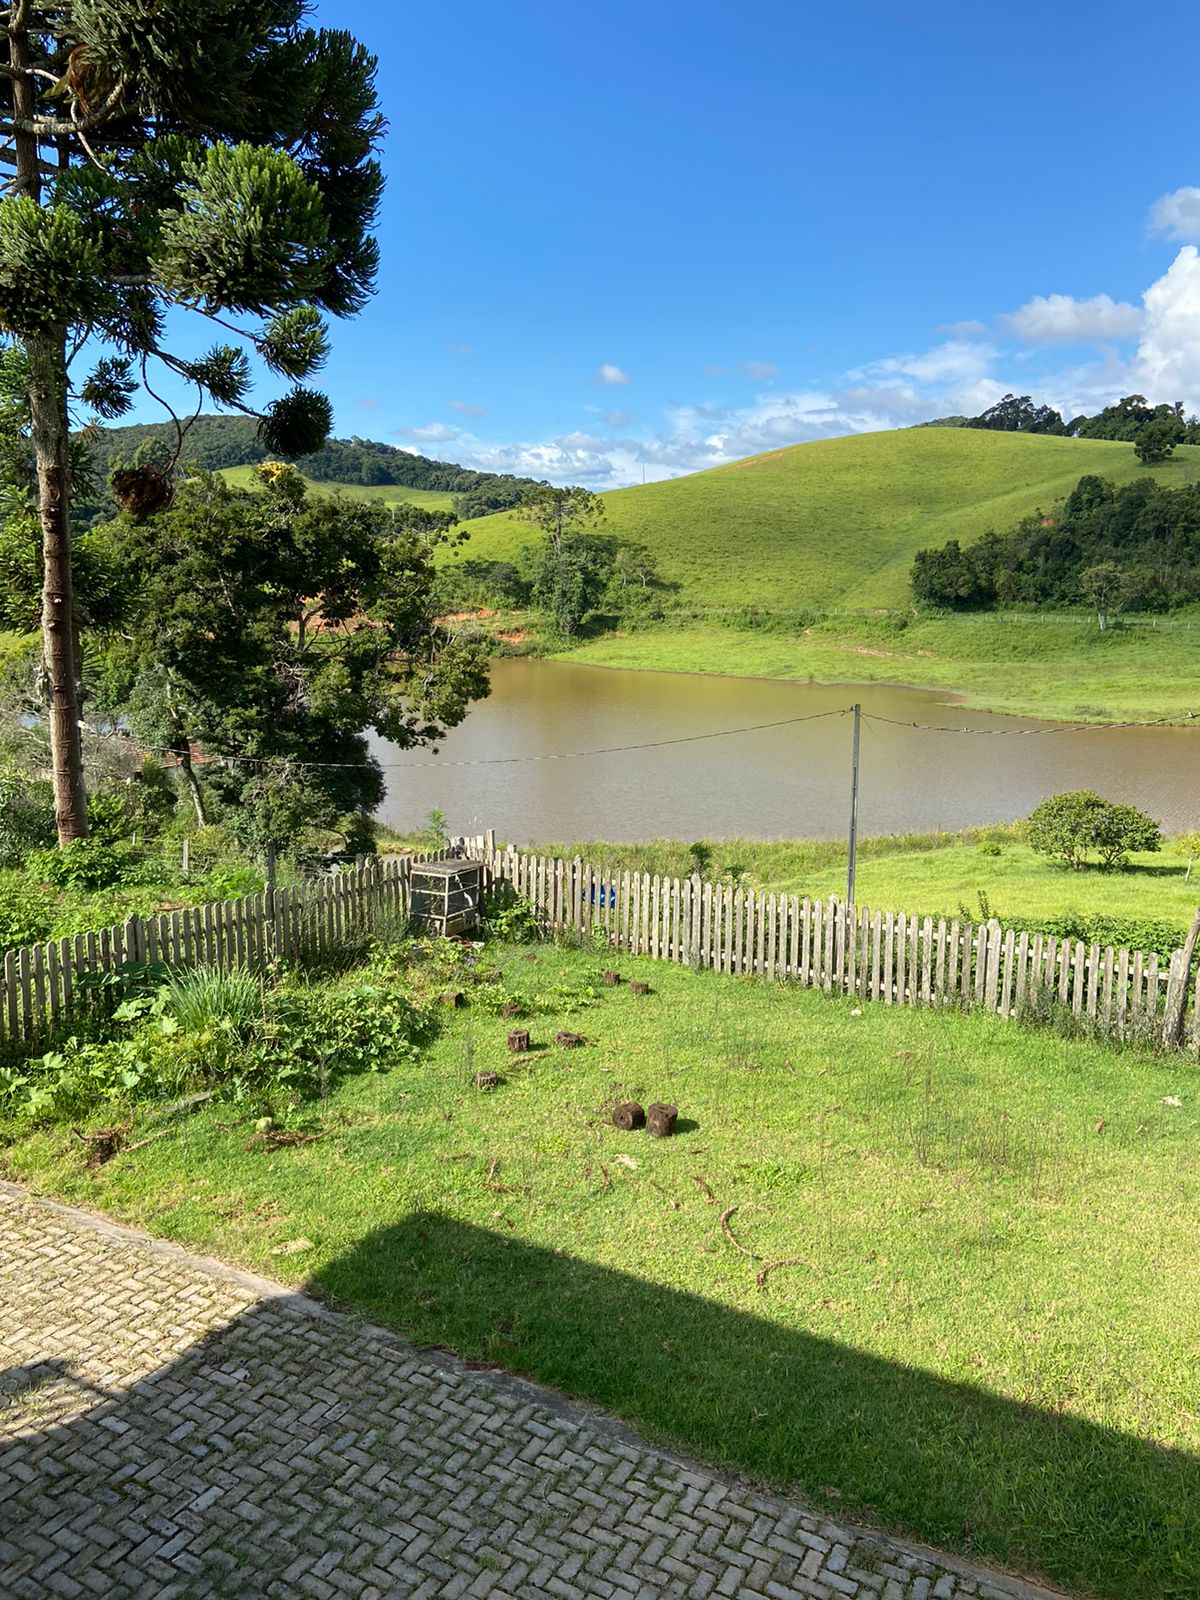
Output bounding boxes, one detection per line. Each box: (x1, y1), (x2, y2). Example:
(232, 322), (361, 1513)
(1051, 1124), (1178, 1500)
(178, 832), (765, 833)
(5, 937), (1197, 1600)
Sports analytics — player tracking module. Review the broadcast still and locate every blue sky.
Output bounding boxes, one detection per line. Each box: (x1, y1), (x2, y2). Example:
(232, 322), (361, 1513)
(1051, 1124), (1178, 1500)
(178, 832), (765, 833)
(165, 2), (1200, 487)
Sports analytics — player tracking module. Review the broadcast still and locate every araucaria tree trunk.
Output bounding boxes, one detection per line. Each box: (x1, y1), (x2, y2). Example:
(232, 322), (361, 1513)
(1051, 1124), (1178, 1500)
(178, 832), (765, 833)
(29, 329), (88, 841)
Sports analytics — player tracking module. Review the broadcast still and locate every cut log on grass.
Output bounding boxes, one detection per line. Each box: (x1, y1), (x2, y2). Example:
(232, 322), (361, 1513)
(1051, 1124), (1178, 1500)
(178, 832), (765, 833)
(646, 1102), (678, 1138)
(473, 1071), (500, 1090)
(556, 1031), (585, 1048)
(507, 1030), (530, 1052)
(612, 1101), (646, 1131)
(603, 970), (621, 985)
(439, 991), (466, 1008)
(501, 1002), (524, 1018)
(630, 981), (650, 996)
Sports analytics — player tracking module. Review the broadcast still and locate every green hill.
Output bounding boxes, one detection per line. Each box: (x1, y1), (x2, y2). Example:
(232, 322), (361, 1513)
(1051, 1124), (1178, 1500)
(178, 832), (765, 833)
(219, 465), (455, 512)
(447, 427), (1200, 614)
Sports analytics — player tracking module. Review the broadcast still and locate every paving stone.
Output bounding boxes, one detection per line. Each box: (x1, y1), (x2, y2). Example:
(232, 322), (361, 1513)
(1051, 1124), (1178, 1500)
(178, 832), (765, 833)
(1, 1187), (1060, 1600)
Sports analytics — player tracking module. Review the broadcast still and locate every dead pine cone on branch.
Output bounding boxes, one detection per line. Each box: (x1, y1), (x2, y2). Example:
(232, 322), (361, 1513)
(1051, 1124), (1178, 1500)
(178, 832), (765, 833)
(111, 464), (174, 518)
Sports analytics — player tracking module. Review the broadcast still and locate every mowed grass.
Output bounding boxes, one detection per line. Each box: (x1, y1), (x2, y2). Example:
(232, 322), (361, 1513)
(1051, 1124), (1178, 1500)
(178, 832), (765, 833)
(447, 427), (1200, 614)
(219, 464), (456, 512)
(6, 940), (1198, 1599)
(533, 827), (1200, 930)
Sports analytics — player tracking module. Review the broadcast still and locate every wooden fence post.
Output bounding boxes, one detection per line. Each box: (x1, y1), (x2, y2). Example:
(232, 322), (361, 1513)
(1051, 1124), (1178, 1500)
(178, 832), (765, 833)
(1163, 908), (1200, 1050)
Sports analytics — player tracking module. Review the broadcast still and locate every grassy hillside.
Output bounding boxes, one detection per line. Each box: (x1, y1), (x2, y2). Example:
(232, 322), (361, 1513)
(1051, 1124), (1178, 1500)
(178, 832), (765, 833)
(449, 428), (1200, 614)
(220, 465), (455, 511)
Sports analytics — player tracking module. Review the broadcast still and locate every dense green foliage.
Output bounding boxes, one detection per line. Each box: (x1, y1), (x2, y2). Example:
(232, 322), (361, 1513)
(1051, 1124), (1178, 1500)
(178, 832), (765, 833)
(94, 465), (489, 854)
(947, 394), (1200, 464)
(912, 473), (1200, 613)
(965, 392), (1066, 434)
(81, 416), (542, 521)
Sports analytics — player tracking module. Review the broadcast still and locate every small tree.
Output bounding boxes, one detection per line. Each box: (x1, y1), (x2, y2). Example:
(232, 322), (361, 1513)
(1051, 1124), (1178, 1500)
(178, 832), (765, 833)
(523, 531), (616, 637)
(1027, 790), (1161, 871)
(1079, 561), (1125, 631)
(516, 484), (606, 552)
(1134, 416), (1184, 465)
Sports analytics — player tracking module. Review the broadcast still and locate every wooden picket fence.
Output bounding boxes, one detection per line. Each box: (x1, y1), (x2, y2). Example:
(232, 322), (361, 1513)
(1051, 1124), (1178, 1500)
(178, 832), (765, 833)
(3, 832), (1197, 1056)
(484, 847), (1200, 1053)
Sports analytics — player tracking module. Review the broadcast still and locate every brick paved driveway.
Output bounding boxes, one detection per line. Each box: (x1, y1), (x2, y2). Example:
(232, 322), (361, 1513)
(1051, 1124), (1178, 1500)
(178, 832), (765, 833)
(0, 1186), (1060, 1600)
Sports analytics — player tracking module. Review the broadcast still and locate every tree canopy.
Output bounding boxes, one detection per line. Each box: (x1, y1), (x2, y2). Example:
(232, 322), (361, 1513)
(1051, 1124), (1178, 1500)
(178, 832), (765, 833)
(912, 474), (1200, 614)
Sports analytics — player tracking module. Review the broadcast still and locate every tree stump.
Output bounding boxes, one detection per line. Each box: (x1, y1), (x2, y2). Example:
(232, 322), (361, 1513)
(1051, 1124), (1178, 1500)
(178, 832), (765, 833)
(473, 1070), (500, 1090)
(630, 981), (650, 997)
(500, 1002), (524, 1018)
(646, 1102), (677, 1138)
(507, 1030), (530, 1052)
(556, 1031), (585, 1048)
(602, 970), (621, 986)
(612, 1101), (646, 1131)
(438, 991), (465, 1008)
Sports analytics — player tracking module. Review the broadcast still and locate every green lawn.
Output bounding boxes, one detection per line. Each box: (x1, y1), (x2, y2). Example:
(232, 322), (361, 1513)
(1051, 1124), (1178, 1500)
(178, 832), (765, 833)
(219, 464), (456, 512)
(529, 827), (1200, 940)
(5, 937), (1197, 1599)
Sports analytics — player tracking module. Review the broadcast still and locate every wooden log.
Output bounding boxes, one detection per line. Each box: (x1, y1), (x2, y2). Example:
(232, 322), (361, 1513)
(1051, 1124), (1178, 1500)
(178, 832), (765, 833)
(630, 980), (650, 997)
(438, 991), (466, 1008)
(507, 1029), (530, 1052)
(646, 1102), (678, 1138)
(473, 1070), (500, 1090)
(556, 1030), (585, 1047)
(612, 1101), (645, 1131)
(602, 969), (622, 985)
(501, 1002), (524, 1018)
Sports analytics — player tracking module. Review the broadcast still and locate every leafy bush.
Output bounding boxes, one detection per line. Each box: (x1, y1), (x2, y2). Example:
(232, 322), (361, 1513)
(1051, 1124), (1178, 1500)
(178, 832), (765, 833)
(483, 884), (542, 941)
(0, 771), (55, 866)
(27, 838), (142, 890)
(0, 879), (53, 951)
(1026, 791), (1161, 871)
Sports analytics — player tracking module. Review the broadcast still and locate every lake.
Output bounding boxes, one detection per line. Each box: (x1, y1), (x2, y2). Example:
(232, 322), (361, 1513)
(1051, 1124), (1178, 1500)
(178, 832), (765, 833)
(371, 658), (1200, 843)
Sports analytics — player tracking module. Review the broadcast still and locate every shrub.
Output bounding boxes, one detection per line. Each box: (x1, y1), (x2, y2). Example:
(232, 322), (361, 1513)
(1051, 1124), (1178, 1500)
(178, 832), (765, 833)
(0, 771), (55, 866)
(1026, 791), (1161, 871)
(26, 838), (142, 891)
(160, 967), (264, 1036)
(0, 879), (53, 952)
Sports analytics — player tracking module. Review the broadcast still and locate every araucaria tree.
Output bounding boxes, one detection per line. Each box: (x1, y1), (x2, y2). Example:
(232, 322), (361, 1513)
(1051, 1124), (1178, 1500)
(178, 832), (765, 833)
(0, 2), (385, 843)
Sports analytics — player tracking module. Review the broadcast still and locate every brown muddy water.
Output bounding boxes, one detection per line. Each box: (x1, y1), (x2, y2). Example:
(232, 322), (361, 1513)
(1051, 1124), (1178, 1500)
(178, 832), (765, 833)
(371, 658), (1200, 843)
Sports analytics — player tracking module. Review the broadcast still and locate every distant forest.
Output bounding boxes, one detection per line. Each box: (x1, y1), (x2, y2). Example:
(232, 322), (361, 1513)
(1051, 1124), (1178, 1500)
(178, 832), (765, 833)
(912, 474), (1200, 613)
(83, 415), (544, 520)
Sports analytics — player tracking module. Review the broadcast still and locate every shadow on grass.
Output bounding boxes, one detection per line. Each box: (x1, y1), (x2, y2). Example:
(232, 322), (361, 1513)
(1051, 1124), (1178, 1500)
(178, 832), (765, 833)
(312, 1213), (1198, 1600)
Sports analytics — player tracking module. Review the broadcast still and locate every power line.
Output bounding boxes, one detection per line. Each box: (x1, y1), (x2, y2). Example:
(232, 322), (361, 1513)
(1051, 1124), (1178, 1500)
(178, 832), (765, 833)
(140, 705), (856, 774)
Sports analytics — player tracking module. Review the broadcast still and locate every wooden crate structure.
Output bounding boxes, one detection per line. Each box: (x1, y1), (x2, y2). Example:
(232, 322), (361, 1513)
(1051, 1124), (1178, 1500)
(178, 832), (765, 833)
(409, 859), (485, 937)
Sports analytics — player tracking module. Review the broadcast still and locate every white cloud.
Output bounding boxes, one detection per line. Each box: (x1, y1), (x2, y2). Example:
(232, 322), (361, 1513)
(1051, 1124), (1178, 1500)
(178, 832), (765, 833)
(594, 363), (630, 386)
(1149, 187), (1200, 242)
(603, 409), (632, 427)
(1000, 292), (1143, 344)
(448, 399), (489, 417)
(739, 360), (779, 381)
(861, 339), (998, 386)
(938, 319), (989, 339)
(1134, 246), (1200, 408)
(393, 422), (462, 443)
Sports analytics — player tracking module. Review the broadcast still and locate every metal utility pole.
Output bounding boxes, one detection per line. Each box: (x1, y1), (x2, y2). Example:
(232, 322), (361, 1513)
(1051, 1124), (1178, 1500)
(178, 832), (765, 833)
(847, 703), (861, 907)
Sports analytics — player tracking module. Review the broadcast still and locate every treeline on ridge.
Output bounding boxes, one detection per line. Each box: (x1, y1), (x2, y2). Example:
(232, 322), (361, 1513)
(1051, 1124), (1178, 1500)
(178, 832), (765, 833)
(82, 415), (544, 520)
(912, 474), (1200, 612)
(919, 392), (1200, 462)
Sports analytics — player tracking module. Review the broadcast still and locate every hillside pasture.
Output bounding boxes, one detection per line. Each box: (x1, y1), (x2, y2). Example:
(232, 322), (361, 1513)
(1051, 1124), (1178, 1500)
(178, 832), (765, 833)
(220, 465), (456, 512)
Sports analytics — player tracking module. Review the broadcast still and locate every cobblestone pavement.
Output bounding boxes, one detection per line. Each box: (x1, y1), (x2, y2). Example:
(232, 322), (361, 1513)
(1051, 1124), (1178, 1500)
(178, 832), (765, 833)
(0, 1186), (1061, 1600)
